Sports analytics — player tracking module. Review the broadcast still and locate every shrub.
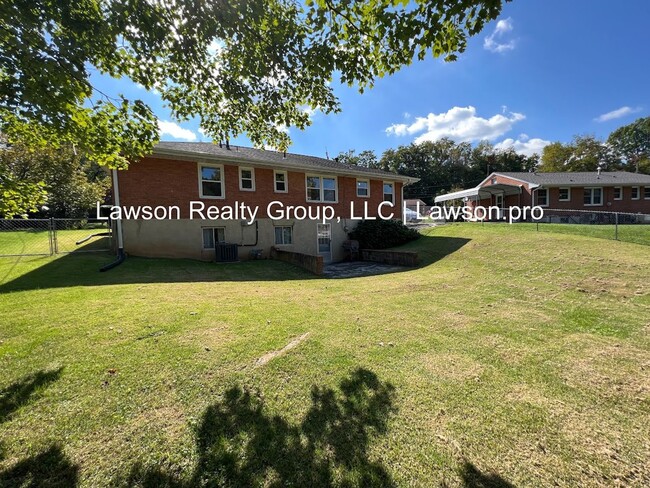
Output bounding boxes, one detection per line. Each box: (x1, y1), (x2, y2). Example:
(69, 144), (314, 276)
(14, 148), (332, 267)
(348, 219), (420, 250)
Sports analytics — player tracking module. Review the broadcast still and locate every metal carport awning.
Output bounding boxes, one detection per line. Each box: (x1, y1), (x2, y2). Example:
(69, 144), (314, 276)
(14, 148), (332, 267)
(434, 183), (526, 203)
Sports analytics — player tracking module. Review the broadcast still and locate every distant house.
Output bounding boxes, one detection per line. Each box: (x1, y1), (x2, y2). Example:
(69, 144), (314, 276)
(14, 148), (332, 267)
(434, 171), (650, 219)
(404, 199), (427, 210)
(112, 143), (417, 262)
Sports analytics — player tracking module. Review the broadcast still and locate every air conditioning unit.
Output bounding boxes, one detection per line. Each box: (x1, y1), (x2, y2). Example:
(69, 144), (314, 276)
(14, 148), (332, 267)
(215, 243), (239, 262)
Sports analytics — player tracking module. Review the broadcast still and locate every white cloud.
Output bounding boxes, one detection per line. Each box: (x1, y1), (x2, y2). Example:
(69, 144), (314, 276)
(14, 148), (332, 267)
(494, 137), (551, 157)
(484, 17), (516, 53)
(385, 106), (525, 144)
(594, 106), (642, 122)
(157, 120), (197, 141)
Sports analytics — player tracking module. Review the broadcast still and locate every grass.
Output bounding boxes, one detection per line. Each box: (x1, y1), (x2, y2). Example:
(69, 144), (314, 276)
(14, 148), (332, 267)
(0, 228), (111, 256)
(0, 224), (649, 486)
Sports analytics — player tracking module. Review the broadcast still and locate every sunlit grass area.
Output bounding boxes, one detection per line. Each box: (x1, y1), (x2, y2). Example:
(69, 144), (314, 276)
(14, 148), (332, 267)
(1, 224), (649, 486)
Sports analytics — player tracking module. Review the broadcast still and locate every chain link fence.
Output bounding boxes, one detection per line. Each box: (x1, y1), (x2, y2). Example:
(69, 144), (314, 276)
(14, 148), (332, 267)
(528, 209), (650, 246)
(0, 218), (113, 257)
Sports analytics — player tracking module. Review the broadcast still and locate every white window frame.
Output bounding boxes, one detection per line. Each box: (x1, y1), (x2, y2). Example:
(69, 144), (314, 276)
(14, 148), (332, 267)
(239, 166), (255, 191)
(274, 170), (288, 193)
(356, 178), (370, 198)
(198, 163), (225, 199)
(383, 181), (394, 204)
(536, 188), (549, 207)
(613, 186), (623, 200)
(631, 186), (640, 200)
(644, 186), (650, 200)
(583, 187), (603, 206)
(202, 227), (226, 249)
(305, 175), (338, 203)
(558, 187), (571, 202)
(274, 226), (293, 245)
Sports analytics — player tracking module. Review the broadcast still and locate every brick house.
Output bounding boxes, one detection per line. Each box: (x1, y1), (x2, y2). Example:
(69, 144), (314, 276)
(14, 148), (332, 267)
(434, 171), (650, 219)
(111, 142), (417, 262)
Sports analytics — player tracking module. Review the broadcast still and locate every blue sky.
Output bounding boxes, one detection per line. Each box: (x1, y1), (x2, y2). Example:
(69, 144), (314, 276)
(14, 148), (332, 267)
(93, 0), (650, 159)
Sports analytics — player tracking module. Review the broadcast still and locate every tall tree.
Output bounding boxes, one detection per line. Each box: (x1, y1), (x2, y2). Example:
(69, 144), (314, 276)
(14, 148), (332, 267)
(607, 117), (650, 174)
(0, 143), (110, 218)
(1, 0), (507, 169)
(334, 150), (380, 169)
(540, 135), (619, 172)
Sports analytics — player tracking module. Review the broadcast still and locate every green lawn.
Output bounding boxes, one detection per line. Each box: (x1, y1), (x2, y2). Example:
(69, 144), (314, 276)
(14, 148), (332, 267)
(1, 224), (649, 487)
(0, 228), (111, 256)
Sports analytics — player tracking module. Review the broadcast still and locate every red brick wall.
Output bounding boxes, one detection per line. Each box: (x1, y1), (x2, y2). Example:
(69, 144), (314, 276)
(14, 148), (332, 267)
(116, 156), (403, 219)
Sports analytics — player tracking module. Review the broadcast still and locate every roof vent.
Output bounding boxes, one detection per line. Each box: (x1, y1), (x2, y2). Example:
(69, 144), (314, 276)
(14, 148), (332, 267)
(597, 167), (602, 177)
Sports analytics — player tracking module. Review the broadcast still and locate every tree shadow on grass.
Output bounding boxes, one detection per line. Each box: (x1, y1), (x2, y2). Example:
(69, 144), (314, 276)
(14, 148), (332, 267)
(460, 460), (515, 488)
(0, 234), (470, 292)
(0, 367), (63, 424)
(0, 444), (79, 488)
(125, 368), (396, 487)
(0, 367), (79, 487)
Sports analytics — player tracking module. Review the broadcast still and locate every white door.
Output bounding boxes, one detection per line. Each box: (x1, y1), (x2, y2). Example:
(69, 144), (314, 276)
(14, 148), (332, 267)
(495, 194), (504, 220)
(317, 224), (332, 263)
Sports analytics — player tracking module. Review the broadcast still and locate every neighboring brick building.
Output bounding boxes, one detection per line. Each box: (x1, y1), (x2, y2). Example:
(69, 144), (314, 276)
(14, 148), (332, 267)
(434, 171), (650, 220)
(112, 142), (417, 262)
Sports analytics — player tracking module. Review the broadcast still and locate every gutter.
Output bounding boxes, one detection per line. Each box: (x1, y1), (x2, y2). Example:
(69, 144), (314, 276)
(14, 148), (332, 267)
(100, 169), (126, 272)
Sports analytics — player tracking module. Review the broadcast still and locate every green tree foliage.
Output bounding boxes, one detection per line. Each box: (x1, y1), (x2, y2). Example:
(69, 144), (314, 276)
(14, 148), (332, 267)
(374, 139), (538, 203)
(607, 117), (650, 174)
(540, 135), (620, 172)
(1, 0), (508, 168)
(0, 143), (110, 218)
(334, 149), (380, 169)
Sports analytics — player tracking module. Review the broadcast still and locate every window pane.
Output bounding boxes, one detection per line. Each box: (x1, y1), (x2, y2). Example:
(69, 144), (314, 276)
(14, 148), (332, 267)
(241, 179), (253, 189)
(614, 187), (621, 199)
(632, 187), (639, 198)
(538, 189), (547, 205)
(202, 228), (214, 248)
(593, 188), (602, 204)
(583, 189), (591, 204)
(323, 189), (336, 202)
(323, 178), (336, 190)
(241, 169), (252, 179)
(645, 187), (650, 198)
(202, 167), (220, 181)
(275, 227), (283, 245)
(215, 228), (225, 242)
(307, 176), (320, 189)
(275, 172), (285, 183)
(357, 181), (368, 196)
(283, 227), (292, 244)
(383, 183), (393, 194)
(202, 181), (222, 197)
(307, 188), (321, 201)
(559, 189), (568, 200)
(276, 181), (285, 192)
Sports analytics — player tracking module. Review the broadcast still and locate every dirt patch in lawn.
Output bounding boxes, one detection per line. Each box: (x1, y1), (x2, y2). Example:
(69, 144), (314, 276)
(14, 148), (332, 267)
(255, 332), (311, 367)
(421, 352), (484, 382)
(560, 337), (650, 401)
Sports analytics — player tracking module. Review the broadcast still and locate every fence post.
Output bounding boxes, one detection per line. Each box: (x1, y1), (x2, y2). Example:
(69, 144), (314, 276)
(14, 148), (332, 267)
(614, 212), (619, 241)
(50, 217), (58, 254)
(48, 218), (54, 255)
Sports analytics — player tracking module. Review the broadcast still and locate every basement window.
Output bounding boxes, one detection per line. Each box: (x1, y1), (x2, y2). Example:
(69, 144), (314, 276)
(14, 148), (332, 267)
(274, 226), (292, 245)
(202, 227), (225, 249)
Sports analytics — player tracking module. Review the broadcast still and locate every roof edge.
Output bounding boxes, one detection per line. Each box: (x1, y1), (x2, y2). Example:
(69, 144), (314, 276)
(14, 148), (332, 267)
(151, 147), (419, 185)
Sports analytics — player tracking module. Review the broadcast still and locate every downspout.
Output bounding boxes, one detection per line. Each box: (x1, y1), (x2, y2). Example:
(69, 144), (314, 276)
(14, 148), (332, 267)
(100, 169), (126, 272)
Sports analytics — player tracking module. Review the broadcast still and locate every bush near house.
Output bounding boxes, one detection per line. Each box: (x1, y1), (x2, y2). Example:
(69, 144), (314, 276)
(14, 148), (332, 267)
(348, 219), (420, 249)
